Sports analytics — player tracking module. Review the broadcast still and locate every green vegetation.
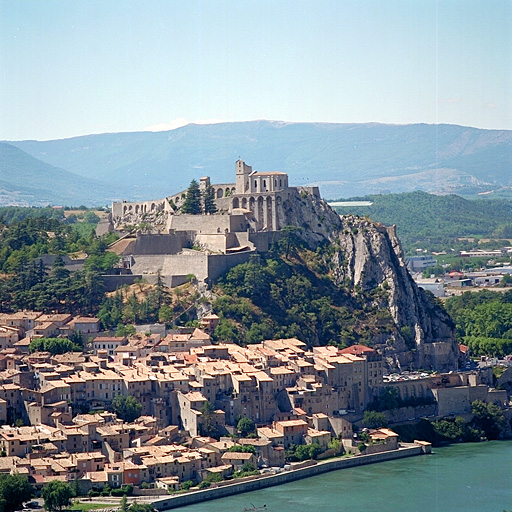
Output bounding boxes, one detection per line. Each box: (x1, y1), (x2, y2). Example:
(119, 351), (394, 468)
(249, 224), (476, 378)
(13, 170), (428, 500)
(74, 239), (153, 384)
(181, 180), (202, 214)
(127, 504), (156, 512)
(285, 443), (322, 462)
(232, 462), (259, 478)
(110, 395), (142, 422)
(0, 473), (33, 512)
(0, 215), (118, 314)
(180, 480), (194, 491)
(29, 337), (80, 355)
(199, 401), (218, 437)
(70, 503), (112, 512)
(0, 206), (65, 224)
(393, 400), (508, 445)
(42, 481), (73, 512)
(362, 410), (388, 429)
(236, 417), (256, 437)
(213, 247), (398, 348)
(98, 277), (169, 328)
(333, 191), (512, 254)
(198, 472), (222, 489)
(229, 445), (256, 454)
(203, 185), (218, 214)
(445, 290), (512, 356)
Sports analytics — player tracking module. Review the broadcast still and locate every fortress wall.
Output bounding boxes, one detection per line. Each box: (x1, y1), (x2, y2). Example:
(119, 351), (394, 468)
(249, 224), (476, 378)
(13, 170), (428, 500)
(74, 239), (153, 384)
(169, 214), (232, 233)
(195, 234), (228, 253)
(101, 274), (143, 292)
(382, 404), (437, 424)
(133, 233), (186, 255)
(131, 254), (209, 281)
(431, 386), (472, 416)
(422, 341), (458, 371)
(207, 252), (256, 281)
(168, 214), (250, 235)
(249, 231), (282, 252)
(468, 384), (494, 403)
(112, 199), (168, 218)
(227, 232), (254, 250)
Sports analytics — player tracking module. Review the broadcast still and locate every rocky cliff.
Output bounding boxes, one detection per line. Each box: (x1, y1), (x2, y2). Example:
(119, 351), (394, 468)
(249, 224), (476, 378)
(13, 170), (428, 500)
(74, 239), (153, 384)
(282, 188), (459, 371)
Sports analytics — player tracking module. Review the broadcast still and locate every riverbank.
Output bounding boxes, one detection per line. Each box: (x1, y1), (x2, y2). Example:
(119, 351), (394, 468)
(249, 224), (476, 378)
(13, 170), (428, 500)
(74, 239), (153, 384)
(152, 443), (427, 510)
(166, 440), (512, 512)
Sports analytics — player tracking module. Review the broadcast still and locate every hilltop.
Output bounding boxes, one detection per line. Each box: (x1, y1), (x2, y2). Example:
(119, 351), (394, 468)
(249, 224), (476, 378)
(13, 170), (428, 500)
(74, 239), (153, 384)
(3, 121), (512, 205)
(332, 191), (512, 253)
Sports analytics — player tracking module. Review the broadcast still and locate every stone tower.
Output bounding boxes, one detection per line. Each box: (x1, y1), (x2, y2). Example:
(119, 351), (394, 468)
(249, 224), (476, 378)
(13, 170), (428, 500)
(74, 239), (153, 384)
(235, 159), (252, 195)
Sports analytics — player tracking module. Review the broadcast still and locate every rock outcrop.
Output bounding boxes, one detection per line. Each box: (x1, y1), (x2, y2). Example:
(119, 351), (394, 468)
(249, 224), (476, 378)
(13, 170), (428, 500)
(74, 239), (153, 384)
(282, 188), (459, 371)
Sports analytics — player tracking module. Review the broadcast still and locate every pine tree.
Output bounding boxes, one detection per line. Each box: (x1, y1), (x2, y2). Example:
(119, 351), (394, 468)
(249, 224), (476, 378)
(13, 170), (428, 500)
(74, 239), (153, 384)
(181, 180), (202, 214)
(203, 185), (218, 214)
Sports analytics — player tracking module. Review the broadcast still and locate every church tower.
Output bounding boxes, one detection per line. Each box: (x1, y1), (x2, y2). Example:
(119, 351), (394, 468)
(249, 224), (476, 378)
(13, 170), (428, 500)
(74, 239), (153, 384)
(235, 159), (252, 195)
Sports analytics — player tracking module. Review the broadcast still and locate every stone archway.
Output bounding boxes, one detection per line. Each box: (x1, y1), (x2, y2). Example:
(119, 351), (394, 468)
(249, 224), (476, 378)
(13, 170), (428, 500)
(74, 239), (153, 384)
(232, 197), (240, 209)
(249, 197), (256, 219)
(275, 195), (282, 230)
(266, 196), (273, 230)
(217, 189), (223, 199)
(257, 196), (264, 230)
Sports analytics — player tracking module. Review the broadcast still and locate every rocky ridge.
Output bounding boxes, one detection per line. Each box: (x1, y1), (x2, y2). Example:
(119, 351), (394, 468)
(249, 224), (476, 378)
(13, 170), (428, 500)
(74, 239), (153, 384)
(282, 188), (459, 371)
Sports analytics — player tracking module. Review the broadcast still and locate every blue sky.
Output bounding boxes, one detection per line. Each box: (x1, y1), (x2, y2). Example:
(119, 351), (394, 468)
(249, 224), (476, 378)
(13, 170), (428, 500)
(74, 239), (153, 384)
(1, 0), (511, 141)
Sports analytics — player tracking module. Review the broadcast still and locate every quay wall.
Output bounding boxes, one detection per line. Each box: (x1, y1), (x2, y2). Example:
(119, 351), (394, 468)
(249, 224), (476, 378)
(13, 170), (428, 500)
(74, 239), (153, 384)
(153, 446), (423, 510)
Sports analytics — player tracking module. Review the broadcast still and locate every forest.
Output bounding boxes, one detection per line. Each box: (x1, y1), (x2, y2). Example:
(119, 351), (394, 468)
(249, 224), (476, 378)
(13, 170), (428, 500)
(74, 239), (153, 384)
(333, 191), (512, 253)
(445, 290), (512, 357)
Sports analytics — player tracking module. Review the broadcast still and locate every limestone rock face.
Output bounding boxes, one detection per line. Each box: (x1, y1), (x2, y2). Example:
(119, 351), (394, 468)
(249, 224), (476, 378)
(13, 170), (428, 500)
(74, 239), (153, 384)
(282, 191), (459, 371)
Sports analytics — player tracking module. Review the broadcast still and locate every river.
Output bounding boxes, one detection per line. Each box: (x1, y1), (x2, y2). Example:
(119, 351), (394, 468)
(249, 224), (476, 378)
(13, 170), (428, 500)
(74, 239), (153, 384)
(168, 441), (512, 512)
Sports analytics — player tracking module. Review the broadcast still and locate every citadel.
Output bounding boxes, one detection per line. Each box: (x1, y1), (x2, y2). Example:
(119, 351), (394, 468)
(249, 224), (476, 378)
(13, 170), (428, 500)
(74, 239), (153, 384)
(100, 159), (321, 287)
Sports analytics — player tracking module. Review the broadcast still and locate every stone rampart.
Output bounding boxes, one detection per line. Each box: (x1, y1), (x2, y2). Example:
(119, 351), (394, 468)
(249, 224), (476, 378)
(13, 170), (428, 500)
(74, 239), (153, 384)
(153, 445), (423, 510)
(133, 234), (186, 255)
(129, 251), (255, 285)
(207, 252), (256, 281)
(384, 404), (437, 424)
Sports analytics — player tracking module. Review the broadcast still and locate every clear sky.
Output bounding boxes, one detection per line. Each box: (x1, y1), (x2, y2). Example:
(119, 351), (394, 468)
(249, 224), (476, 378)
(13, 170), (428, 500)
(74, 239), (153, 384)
(1, 0), (511, 141)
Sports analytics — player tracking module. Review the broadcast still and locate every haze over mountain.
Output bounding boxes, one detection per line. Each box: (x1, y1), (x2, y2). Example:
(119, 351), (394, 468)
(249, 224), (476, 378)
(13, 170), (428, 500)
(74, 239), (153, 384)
(3, 121), (512, 206)
(0, 143), (126, 206)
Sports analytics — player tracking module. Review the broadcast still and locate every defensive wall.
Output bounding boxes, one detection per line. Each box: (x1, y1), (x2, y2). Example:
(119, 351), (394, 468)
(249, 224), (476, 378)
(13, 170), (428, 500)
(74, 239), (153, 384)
(132, 233), (187, 255)
(167, 213), (250, 234)
(152, 444), (426, 510)
(129, 251), (255, 284)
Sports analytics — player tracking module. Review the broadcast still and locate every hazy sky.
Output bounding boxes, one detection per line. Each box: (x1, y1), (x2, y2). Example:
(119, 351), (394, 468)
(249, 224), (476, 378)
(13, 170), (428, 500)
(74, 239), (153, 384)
(1, 0), (511, 141)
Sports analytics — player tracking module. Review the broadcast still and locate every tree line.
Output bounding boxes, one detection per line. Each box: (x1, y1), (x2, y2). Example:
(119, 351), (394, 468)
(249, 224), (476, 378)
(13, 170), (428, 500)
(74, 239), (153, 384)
(445, 290), (512, 357)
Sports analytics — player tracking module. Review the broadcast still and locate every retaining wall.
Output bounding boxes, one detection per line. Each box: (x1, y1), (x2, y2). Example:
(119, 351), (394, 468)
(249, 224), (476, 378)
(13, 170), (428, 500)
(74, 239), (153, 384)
(153, 446), (423, 510)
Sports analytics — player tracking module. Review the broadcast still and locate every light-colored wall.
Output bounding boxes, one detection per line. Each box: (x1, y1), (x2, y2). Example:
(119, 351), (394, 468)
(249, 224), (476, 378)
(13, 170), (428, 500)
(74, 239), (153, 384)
(152, 446), (424, 510)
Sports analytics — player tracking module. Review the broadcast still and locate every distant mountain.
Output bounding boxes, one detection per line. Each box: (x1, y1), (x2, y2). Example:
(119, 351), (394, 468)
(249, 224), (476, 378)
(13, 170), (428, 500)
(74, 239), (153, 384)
(5, 121), (512, 205)
(0, 142), (125, 206)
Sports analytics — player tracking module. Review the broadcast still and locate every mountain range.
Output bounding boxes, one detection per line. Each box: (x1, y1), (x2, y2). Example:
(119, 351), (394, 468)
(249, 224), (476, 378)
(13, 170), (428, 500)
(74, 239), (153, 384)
(2, 121), (512, 206)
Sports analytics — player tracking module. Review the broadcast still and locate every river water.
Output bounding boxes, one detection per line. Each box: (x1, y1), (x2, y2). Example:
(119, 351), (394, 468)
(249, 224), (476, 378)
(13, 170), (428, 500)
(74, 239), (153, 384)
(169, 441), (512, 512)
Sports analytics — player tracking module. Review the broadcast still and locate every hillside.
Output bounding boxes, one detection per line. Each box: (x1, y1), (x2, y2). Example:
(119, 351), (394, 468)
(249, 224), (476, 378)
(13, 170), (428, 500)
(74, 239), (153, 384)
(332, 191), (512, 252)
(0, 143), (125, 206)
(5, 121), (512, 205)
